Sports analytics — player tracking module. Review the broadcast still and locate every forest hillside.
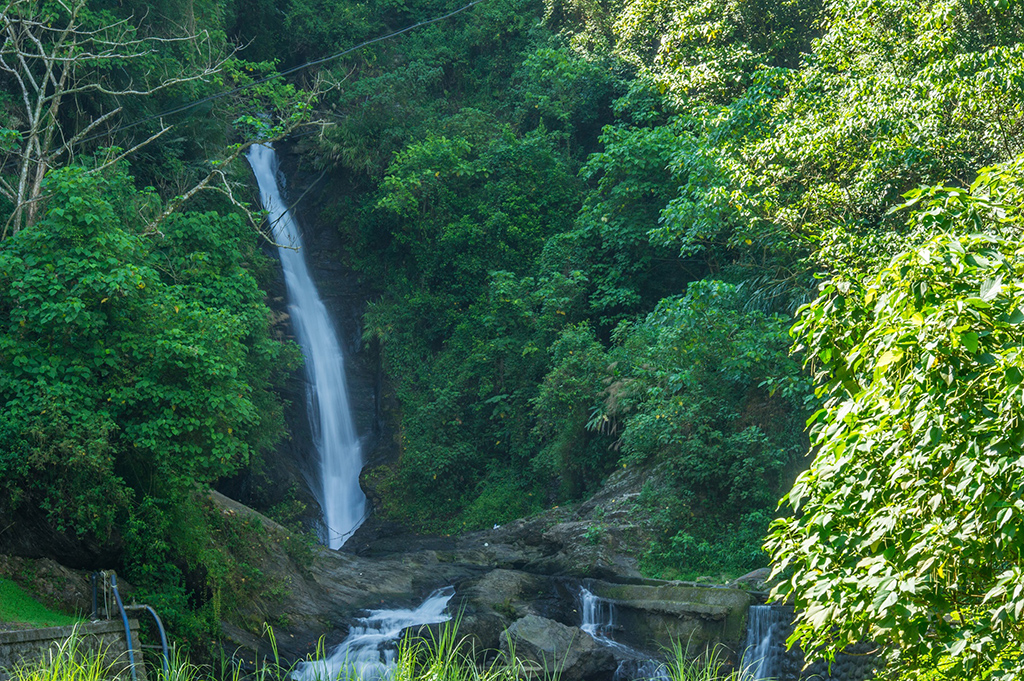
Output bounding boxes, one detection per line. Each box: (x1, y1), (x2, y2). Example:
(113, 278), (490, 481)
(1, 0), (1023, 677)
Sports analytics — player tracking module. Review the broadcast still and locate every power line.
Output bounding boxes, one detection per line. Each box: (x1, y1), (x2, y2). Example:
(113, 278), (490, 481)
(76, 0), (488, 145)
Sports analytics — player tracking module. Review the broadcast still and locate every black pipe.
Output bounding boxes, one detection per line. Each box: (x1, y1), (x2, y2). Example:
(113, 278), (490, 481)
(90, 573), (98, 620)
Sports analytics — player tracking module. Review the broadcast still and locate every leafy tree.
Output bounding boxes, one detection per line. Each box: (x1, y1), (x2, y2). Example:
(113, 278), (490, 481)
(0, 159), (295, 638)
(768, 156), (1024, 680)
(0, 0), (230, 234)
(372, 123), (579, 328)
(611, 0), (821, 106)
(531, 320), (613, 496)
(545, 118), (696, 329)
(534, 280), (809, 575)
(512, 45), (624, 154)
(366, 269), (588, 529)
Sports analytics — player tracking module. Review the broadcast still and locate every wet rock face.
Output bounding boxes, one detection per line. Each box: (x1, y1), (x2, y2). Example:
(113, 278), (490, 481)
(271, 143), (381, 451)
(742, 606), (882, 681)
(499, 615), (617, 681)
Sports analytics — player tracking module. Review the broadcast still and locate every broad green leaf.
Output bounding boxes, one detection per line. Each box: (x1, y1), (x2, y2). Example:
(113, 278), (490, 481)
(981, 275), (1004, 302)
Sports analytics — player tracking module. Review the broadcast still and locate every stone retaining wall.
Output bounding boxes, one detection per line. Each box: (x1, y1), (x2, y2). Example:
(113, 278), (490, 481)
(0, 620), (145, 681)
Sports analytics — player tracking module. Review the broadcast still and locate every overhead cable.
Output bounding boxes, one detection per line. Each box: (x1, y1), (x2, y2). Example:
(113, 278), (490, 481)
(75, 0), (488, 144)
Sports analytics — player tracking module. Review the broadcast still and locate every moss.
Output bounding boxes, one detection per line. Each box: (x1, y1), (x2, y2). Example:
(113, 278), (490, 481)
(0, 578), (82, 629)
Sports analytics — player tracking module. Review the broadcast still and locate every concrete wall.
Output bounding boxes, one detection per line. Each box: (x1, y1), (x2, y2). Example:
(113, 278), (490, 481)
(588, 580), (754, 659)
(0, 620), (146, 681)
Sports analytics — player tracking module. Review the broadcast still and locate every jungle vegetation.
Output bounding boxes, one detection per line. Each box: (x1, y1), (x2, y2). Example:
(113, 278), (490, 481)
(1, 0), (1023, 675)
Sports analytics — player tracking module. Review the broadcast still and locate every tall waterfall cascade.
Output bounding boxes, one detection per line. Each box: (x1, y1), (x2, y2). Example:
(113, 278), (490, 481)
(294, 587), (456, 681)
(247, 143), (367, 549)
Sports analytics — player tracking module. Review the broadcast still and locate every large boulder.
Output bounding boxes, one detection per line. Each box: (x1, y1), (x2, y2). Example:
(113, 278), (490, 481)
(499, 615), (616, 681)
(207, 491), (484, 663)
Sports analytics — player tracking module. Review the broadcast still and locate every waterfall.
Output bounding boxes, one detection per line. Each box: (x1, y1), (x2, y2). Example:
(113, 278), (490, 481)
(579, 587), (667, 681)
(294, 587), (456, 681)
(247, 143), (367, 549)
(580, 586), (617, 643)
(740, 604), (788, 680)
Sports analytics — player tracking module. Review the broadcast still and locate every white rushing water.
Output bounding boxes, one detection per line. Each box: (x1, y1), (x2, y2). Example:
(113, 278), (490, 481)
(740, 604), (785, 680)
(294, 587), (456, 681)
(247, 143), (367, 549)
(580, 586), (618, 643)
(579, 587), (668, 681)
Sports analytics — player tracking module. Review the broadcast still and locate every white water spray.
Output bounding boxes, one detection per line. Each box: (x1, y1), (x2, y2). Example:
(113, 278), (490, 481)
(247, 143), (367, 549)
(580, 587), (618, 644)
(579, 587), (667, 681)
(740, 604), (786, 680)
(294, 587), (456, 681)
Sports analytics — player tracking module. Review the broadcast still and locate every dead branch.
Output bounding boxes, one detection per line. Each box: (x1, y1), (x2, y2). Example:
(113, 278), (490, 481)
(0, 0), (236, 234)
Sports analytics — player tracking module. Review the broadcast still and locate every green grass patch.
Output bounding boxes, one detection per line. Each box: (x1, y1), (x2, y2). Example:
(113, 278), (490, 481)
(0, 578), (82, 628)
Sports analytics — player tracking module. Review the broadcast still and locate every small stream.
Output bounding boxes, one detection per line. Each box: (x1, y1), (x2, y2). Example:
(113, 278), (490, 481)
(293, 587), (456, 681)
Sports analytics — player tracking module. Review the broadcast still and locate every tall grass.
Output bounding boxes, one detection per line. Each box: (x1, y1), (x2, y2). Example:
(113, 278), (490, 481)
(4, 621), (766, 681)
(660, 639), (769, 681)
(394, 622), (539, 681)
(9, 629), (115, 681)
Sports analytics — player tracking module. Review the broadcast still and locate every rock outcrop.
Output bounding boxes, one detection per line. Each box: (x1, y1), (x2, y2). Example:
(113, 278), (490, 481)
(208, 490), (756, 672)
(587, 580), (753, 654)
(499, 615), (616, 681)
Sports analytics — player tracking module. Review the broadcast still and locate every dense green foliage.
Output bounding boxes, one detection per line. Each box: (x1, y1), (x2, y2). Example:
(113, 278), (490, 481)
(266, 0), (821, 576)
(0, 160), (299, 641)
(255, 0), (1024, 594)
(278, 0), (1024, 667)
(4, 0), (1024, 668)
(0, 167), (282, 534)
(0, 0), (307, 647)
(770, 159), (1024, 679)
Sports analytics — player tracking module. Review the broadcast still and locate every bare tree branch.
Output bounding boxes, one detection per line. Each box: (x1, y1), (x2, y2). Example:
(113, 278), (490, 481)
(50, 107), (122, 160)
(90, 125), (172, 175)
(0, 0), (239, 234)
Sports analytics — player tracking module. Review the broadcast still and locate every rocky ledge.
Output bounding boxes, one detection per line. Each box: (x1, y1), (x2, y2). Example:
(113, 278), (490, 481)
(206, 490), (756, 677)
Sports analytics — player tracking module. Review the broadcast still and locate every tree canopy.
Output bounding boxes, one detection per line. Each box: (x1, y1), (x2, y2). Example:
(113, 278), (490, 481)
(769, 157), (1024, 680)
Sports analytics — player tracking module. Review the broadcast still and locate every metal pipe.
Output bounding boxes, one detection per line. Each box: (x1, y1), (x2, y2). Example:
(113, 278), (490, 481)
(90, 573), (98, 620)
(125, 604), (170, 676)
(109, 573), (139, 681)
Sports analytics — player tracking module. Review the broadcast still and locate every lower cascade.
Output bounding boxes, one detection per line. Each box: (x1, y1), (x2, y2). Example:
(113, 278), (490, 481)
(580, 586), (617, 643)
(294, 587), (456, 681)
(578, 587), (666, 681)
(247, 143), (367, 549)
(741, 604), (788, 680)
(740, 605), (882, 681)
